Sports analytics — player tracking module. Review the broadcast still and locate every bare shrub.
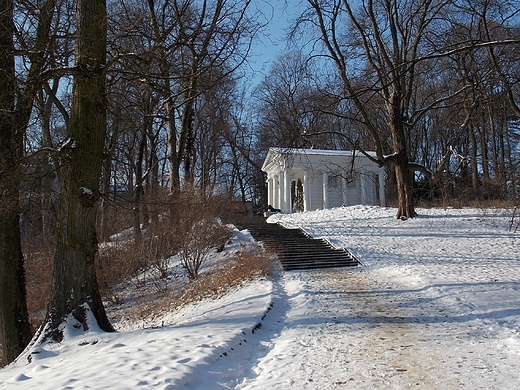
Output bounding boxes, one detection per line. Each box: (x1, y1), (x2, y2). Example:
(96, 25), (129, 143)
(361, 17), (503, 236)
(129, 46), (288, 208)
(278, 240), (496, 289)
(178, 244), (278, 303)
(96, 229), (182, 298)
(97, 189), (237, 296)
(178, 219), (232, 280)
(128, 245), (279, 321)
(139, 223), (181, 281)
(159, 188), (235, 280)
(96, 241), (149, 292)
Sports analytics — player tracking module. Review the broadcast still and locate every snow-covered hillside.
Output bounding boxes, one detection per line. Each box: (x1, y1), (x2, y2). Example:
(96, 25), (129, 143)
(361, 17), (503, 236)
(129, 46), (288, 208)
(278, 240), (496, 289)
(1, 206), (519, 389)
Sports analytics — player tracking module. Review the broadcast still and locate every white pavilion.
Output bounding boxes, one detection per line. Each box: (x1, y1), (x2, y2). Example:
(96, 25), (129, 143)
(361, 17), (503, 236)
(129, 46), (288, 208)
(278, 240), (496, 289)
(262, 148), (386, 213)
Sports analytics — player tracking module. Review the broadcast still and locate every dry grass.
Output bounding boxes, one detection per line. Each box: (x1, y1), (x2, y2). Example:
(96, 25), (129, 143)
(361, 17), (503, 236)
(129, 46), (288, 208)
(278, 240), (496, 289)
(176, 245), (279, 305)
(116, 245), (280, 323)
(464, 198), (518, 210)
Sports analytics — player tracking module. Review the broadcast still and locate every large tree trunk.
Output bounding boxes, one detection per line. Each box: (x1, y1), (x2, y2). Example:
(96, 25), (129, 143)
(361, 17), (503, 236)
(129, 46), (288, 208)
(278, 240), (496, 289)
(43, 0), (113, 341)
(0, 156), (31, 367)
(388, 97), (416, 219)
(99, 120), (119, 242)
(470, 127), (480, 194)
(393, 155), (416, 219)
(0, 0), (32, 366)
(132, 130), (146, 245)
(167, 102), (181, 194)
(0, 188), (31, 367)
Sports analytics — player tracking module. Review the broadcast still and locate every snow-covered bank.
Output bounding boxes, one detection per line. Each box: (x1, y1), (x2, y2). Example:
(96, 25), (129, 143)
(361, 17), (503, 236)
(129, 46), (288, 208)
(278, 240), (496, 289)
(269, 206), (520, 340)
(1, 206), (519, 389)
(259, 206), (520, 389)
(0, 279), (275, 389)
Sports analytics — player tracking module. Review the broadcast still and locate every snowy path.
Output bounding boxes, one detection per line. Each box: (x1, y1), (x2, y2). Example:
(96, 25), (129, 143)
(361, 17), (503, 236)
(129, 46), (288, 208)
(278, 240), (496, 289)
(240, 266), (520, 389)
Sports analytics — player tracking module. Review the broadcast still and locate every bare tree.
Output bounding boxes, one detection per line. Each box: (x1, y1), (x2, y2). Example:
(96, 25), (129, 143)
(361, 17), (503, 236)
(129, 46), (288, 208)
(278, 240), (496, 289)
(42, 0), (114, 341)
(1, 0), (59, 365)
(302, 0), (456, 218)
(255, 51), (351, 151)
(142, 0), (259, 193)
(0, 0), (31, 366)
(474, 0), (520, 118)
(299, 0), (520, 215)
(435, 1), (520, 199)
(256, 52), (314, 149)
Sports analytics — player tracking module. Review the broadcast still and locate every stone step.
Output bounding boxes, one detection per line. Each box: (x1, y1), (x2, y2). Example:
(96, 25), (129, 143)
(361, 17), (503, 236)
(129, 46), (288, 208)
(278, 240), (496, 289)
(265, 244), (340, 251)
(232, 216), (360, 271)
(281, 252), (355, 260)
(284, 263), (358, 270)
(281, 258), (359, 266)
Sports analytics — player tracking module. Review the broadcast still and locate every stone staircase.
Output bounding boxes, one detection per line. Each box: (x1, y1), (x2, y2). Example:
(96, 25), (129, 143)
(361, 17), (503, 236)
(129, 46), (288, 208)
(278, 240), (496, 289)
(233, 217), (360, 271)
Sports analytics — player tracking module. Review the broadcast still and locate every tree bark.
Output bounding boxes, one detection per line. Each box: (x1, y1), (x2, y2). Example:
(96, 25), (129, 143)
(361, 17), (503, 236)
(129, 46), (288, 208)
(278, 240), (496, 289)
(43, 0), (113, 341)
(132, 129), (146, 245)
(167, 99), (181, 194)
(470, 127), (480, 194)
(387, 97), (416, 219)
(0, 0), (32, 366)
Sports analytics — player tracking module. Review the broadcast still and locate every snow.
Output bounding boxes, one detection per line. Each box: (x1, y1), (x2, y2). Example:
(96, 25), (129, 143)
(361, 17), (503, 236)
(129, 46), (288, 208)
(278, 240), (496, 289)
(78, 187), (93, 195)
(1, 206), (520, 389)
(269, 147), (378, 158)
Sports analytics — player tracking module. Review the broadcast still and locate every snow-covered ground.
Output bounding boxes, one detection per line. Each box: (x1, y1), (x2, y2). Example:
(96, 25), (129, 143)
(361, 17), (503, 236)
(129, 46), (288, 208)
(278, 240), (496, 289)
(1, 206), (519, 389)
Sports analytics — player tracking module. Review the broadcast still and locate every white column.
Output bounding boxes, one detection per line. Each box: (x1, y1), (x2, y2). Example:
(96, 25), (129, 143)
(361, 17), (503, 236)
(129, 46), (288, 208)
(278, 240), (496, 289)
(303, 170), (310, 212)
(342, 177), (348, 206)
(378, 171), (386, 206)
(284, 169), (291, 213)
(322, 171), (329, 209)
(274, 175), (280, 210)
(360, 173), (367, 204)
(267, 177), (273, 207)
(279, 174), (285, 211)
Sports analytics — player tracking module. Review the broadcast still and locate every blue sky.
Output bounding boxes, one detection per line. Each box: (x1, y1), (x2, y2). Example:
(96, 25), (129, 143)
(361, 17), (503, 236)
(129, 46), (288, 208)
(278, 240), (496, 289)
(248, 0), (304, 82)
